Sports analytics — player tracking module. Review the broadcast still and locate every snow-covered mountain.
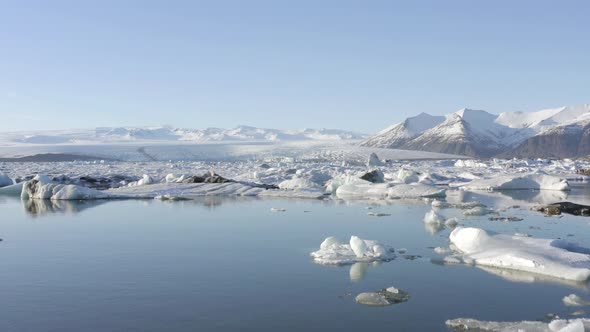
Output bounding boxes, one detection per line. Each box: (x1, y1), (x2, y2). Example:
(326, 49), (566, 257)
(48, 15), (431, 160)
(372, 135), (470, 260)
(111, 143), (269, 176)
(1, 126), (366, 145)
(360, 113), (445, 148)
(361, 103), (590, 158)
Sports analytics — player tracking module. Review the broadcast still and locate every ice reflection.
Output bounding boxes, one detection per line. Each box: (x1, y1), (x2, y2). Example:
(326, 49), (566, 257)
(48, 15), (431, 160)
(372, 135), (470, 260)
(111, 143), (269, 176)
(23, 199), (108, 217)
(478, 266), (590, 290)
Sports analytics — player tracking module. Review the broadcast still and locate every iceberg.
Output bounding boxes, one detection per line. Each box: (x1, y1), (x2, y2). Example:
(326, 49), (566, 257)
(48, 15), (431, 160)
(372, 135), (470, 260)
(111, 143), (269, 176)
(0, 173), (13, 187)
(446, 317), (589, 332)
(21, 180), (114, 200)
(310, 236), (395, 265)
(448, 227), (590, 281)
(460, 174), (570, 191)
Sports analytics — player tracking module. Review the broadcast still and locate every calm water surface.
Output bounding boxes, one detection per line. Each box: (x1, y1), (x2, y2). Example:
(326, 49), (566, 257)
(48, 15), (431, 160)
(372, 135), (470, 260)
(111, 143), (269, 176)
(1, 190), (590, 331)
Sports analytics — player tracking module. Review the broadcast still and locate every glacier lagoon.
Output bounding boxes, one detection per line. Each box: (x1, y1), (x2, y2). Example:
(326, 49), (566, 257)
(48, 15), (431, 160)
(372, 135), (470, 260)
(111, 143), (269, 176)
(2, 191), (590, 331)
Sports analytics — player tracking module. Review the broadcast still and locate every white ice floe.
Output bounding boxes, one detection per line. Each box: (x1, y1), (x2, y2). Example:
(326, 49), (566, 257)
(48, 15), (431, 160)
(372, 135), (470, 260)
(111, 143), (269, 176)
(0, 173), (13, 187)
(446, 317), (589, 332)
(109, 182), (326, 199)
(387, 184), (447, 199)
(21, 180), (114, 200)
(459, 174), (570, 191)
(270, 207), (286, 212)
(448, 227), (590, 281)
(310, 236), (395, 265)
(463, 206), (495, 216)
(335, 182), (446, 200)
(563, 294), (590, 307)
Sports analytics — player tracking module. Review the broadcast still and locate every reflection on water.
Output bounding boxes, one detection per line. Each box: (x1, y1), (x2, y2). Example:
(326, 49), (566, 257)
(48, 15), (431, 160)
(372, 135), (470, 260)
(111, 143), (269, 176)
(24, 199), (109, 216)
(498, 189), (569, 205)
(349, 262), (369, 282)
(477, 266), (590, 290)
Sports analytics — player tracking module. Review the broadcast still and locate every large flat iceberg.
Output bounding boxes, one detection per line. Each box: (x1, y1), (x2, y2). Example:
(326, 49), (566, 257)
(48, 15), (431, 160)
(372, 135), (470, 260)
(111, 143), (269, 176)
(459, 174), (570, 191)
(448, 227), (590, 281)
(21, 180), (115, 200)
(446, 317), (590, 332)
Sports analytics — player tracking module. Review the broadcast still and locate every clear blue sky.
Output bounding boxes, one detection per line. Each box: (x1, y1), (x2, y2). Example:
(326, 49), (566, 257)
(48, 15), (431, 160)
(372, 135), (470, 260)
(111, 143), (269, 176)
(1, 0), (589, 133)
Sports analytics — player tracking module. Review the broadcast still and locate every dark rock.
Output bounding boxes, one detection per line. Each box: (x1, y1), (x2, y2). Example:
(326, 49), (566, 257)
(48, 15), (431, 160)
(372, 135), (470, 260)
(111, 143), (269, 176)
(182, 176), (206, 183)
(360, 169), (385, 183)
(538, 202), (590, 216)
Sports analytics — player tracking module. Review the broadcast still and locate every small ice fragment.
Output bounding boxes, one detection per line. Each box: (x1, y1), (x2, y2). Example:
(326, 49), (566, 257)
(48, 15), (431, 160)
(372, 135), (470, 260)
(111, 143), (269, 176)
(385, 287), (399, 294)
(563, 294), (590, 307)
(424, 210), (445, 224)
(270, 208), (286, 212)
(445, 217), (459, 227)
(367, 212), (391, 217)
(463, 206), (494, 216)
(434, 247), (451, 255)
(355, 287), (410, 307)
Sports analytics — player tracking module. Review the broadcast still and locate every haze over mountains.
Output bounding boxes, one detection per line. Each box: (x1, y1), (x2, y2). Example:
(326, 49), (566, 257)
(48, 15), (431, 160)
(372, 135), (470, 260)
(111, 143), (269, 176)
(0, 126), (365, 146)
(361, 103), (590, 158)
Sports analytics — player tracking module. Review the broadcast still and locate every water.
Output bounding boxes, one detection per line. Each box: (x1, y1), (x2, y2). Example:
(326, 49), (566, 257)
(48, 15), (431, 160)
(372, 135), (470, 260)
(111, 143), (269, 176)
(1, 193), (590, 331)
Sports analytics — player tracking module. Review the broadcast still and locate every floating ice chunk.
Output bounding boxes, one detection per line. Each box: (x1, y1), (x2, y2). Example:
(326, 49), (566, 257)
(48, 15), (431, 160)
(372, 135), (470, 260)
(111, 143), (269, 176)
(434, 247), (451, 255)
(464, 206), (495, 216)
(310, 236), (395, 265)
(336, 183), (390, 199)
(563, 294), (590, 307)
(446, 317), (590, 332)
(424, 210), (445, 224)
(449, 227), (590, 281)
(0, 173), (13, 188)
(460, 174), (570, 191)
(355, 287), (410, 307)
(445, 217), (459, 227)
(355, 292), (390, 306)
(424, 210), (458, 228)
(387, 184), (446, 199)
(21, 180), (113, 200)
(397, 168), (419, 184)
(367, 152), (384, 166)
(270, 207), (286, 212)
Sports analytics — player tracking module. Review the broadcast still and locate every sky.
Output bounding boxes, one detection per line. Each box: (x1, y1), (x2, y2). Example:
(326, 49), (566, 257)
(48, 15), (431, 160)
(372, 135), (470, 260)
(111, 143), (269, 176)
(1, 0), (589, 134)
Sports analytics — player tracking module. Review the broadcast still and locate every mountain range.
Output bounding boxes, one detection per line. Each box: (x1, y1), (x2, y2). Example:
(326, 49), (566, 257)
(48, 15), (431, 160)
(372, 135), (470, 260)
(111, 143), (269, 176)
(0, 126), (365, 145)
(360, 104), (590, 158)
